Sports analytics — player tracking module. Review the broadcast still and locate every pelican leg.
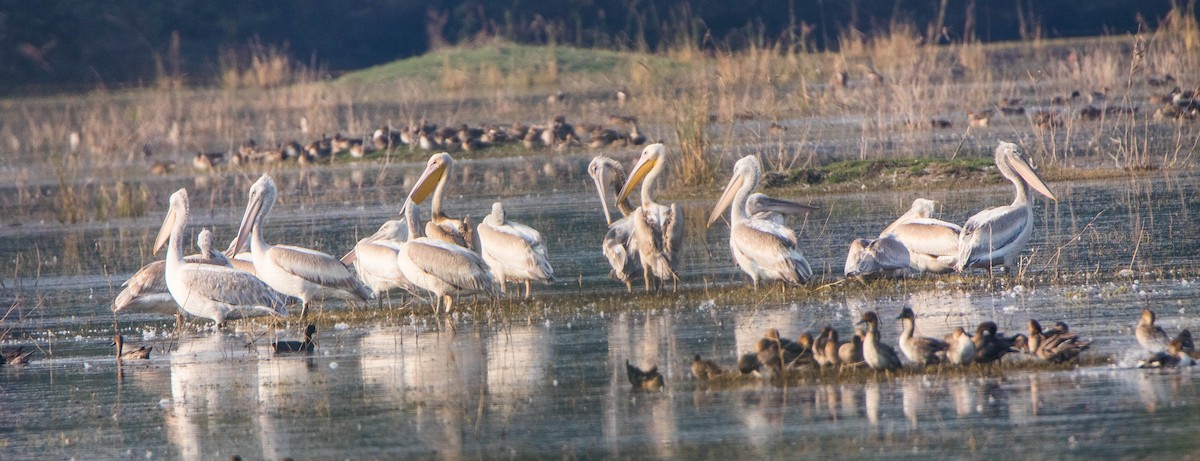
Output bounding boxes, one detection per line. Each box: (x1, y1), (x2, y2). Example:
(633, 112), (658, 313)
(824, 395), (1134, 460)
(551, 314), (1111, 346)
(299, 301), (311, 320)
(174, 312), (184, 334)
(524, 280), (532, 299)
(442, 294), (454, 314)
(625, 280), (633, 293)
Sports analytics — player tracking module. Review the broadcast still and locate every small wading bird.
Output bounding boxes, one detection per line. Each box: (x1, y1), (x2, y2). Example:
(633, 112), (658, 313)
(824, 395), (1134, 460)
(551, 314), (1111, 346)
(228, 175), (373, 319)
(616, 144), (684, 291)
(477, 202), (555, 298)
(114, 228), (233, 326)
(273, 324), (317, 354)
(588, 156), (642, 291)
(112, 334), (151, 360)
(708, 155), (817, 287)
(395, 202), (497, 314)
(155, 189), (288, 327)
(956, 141), (1057, 272)
(401, 152), (474, 249)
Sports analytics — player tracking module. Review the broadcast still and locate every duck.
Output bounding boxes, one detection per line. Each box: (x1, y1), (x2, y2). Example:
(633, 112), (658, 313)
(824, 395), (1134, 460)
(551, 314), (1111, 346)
(1137, 339), (1196, 368)
(971, 321), (1019, 364)
(1135, 308), (1171, 353)
(1022, 319), (1091, 363)
(813, 326), (841, 367)
(946, 327), (975, 365)
(112, 335), (152, 360)
(691, 354), (725, 381)
(625, 360), (664, 390)
(1, 346), (35, 365)
(857, 311), (902, 371)
(897, 307), (949, 365)
(192, 151), (226, 171)
(273, 324), (317, 353)
(838, 332), (864, 366)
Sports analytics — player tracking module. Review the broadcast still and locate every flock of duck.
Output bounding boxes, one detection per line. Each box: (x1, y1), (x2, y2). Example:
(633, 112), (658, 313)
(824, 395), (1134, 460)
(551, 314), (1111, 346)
(624, 306), (1196, 390)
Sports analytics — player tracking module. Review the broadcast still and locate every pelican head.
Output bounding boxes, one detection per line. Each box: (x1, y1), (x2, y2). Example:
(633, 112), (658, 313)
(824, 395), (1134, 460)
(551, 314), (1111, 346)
(616, 143), (666, 205)
(227, 174), (278, 257)
(153, 188), (190, 254)
(588, 156), (625, 225)
(402, 152), (453, 214)
(910, 198), (937, 218)
(197, 228), (214, 256)
(490, 201), (506, 223)
(996, 141), (1056, 201)
(707, 155), (762, 226)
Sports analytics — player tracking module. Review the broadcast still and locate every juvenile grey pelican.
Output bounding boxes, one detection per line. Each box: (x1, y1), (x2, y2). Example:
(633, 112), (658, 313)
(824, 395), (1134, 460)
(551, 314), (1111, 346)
(228, 175), (372, 319)
(395, 202), (497, 314)
(477, 202), (555, 298)
(708, 155), (815, 287)
(401, 152), (473, 249)
(616, 144), (684, 291)
(342, 219), (419, 303)
(588, 156), (641, 291)
(956, 141), (1057, 272)
(154, 189), (287, 326)
(844, 234), (911, 278)
(880, 198), (962, 273)
(897, 307), (949, 365)
(114, 228), (233, 317)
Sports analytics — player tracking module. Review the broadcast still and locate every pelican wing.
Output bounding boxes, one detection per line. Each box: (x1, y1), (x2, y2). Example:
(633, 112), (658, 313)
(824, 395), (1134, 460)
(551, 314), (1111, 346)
(602, 218), (641, 282)
(958, 205), (1031, 266)
(733, 220), (810, 283)
(665, 203), (684, 267)
(354, 241), (405, 279)
(887, 219), (960, 257)
(632, 207), (676, 280)
(477, 221), (554, 281)
(268, 245), (371, 300)
(405, 239), (496, 294)
(426, 220), (471, 248)
(178, 264), (287, 312)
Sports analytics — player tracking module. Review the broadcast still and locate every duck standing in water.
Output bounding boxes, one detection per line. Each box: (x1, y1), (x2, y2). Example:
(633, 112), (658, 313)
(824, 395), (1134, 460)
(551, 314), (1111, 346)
(858, 311), (902, 371)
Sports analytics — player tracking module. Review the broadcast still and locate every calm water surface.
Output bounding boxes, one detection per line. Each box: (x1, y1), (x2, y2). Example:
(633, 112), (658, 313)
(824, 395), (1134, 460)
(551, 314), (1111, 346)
(1, 156), (1199, 459)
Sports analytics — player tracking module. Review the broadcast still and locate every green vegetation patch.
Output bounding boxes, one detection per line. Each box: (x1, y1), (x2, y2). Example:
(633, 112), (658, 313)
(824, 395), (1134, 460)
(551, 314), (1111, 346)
(763, 157), (997, 188)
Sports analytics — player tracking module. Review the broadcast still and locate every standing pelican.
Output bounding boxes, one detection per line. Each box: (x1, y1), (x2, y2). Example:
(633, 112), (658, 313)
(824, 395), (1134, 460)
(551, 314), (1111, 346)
(880, 199), (962, 273)
(229, 175), (373, 319)
(588, 156), (641, 291)
(708, 155), (816, 287)
(616, 144), (684, 291)
(395, 202), (497, 313)
(956, 141), (1057, 272)
(477, 202), (555, 298)
(342, 219), (419, 304)
(115, 228), (234, 317)
(154, 189), (287, 326)
(401, 152), (473, 249)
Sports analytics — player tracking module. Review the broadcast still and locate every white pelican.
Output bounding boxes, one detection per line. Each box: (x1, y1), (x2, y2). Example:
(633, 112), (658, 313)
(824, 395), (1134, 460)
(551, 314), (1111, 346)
(707, 155), (815, 287)
(153, 189), (287, 326)
(844, 234), (911, 278)
(588, 156), (641, 291)
(396, 202), (497, 313)
(341, 219), (419, 304)
(745, 192), (816, 225)
(615, 143), (684, 291)
(879, 198), (962, 273)
(229, 174), (373, 318)
(956, 141), (1057, 272)
(401, 152), (473, 249)
(114, 228), (233, 317)
(477, 202), (555, 298)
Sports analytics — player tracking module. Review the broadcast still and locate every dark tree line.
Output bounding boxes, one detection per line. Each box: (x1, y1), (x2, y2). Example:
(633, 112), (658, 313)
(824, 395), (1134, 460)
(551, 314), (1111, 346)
(0, 0), (1184, 95)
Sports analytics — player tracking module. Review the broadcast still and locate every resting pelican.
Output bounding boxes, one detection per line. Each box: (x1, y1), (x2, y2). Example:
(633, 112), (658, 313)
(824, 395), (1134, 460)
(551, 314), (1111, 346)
(114, 228), (233, 318)
(395, 202), (497, 313)
(880, 198), (962, 273)
(616, 144), (684, 291)
(745, 192), (816, 226)
(708, 155), (815, 287)
(844, 234), (911, 278)
(229, 175), (373, 318)
(588, 156), (641, 291)
(154, 189), (287, 326)
(956, 141), (1057, 271)
(342, 219), (419, 304)
(477, 202), (555, 298)
(402, 152), (473, 249)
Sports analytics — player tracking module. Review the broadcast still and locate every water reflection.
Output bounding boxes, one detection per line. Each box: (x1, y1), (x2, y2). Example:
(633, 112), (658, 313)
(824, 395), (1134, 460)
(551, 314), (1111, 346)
(167, 334), (257, 461)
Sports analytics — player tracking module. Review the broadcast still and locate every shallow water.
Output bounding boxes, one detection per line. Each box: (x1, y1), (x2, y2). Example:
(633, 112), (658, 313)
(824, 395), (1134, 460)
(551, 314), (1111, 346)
(2, 155), (1200, 459)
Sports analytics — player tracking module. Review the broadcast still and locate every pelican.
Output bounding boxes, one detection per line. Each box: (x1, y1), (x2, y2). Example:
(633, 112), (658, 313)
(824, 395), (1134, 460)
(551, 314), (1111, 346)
(956, 141), (1057, 272)
(708, 155), (815, 287)
(879, 198), (962, 273)
(229, 175), (373, 319)
(844, 234), (911, 278)
(395, 202), (497, 313)
(342, 219), (419, 304)
(588, 156), (642, 291)
(401, 152), (473, 249)
(745, 192), (816, 226)
(154, 189), (287, 326)
(477, 202), (555, 298)
(616, 144), (684, 291)
(114, 228), (234, 324)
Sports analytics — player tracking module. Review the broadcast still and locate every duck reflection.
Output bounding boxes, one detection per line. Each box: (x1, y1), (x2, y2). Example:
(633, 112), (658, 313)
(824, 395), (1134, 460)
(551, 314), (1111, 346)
(901, 380), (924, 429)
